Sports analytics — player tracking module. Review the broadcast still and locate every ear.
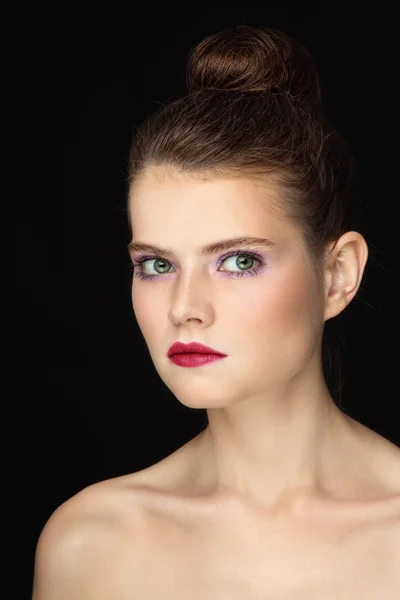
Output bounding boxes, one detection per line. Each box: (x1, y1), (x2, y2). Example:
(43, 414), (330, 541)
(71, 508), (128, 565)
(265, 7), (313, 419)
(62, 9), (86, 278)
(323, 231), (369, 322)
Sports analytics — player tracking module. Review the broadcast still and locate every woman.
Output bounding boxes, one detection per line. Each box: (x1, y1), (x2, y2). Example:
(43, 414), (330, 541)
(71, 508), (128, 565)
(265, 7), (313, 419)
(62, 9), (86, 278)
(32, 25), (400, 599)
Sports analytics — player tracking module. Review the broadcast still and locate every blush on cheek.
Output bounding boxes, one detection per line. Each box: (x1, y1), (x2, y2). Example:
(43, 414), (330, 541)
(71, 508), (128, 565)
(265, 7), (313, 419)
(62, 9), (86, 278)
(247, 290), (318, 385)
(253, 265), (319, 341)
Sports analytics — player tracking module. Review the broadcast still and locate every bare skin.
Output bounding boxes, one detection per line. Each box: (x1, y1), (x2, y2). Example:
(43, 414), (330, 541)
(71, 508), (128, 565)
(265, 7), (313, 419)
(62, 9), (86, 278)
(33, 421), (400, 599)
(32, 169), (400, 597)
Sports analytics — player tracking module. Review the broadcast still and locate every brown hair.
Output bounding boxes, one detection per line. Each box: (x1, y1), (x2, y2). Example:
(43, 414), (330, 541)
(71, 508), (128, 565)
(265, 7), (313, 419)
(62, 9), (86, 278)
(128, 25), (367, 409)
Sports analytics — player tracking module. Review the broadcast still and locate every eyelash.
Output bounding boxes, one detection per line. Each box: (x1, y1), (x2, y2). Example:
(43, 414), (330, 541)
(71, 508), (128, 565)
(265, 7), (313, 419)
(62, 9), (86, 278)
(130, 249), (267, 281)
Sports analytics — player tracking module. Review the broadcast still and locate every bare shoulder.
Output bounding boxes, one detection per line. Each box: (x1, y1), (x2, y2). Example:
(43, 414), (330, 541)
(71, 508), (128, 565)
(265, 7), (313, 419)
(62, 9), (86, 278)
(345, 418), (400, 554)
(32, 478), (147, 599)
(353, 417), (400, 499)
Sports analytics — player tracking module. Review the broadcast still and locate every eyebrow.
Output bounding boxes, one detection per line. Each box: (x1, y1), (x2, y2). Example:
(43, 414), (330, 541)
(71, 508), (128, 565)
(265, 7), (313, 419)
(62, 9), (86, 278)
(127, 236), (276, 258)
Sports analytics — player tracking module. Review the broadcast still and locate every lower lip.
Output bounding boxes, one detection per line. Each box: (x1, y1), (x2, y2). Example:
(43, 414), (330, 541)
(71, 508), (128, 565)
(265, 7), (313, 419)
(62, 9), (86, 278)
(169, 353), (227, 367)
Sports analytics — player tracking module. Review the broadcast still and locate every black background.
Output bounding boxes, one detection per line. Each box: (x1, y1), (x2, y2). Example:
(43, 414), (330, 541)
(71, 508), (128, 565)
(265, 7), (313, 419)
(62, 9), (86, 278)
(11, 2), (399, 594)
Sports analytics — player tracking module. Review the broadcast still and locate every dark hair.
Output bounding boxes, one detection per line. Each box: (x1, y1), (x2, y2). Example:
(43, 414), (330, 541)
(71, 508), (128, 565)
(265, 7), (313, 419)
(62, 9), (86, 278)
(128, 25), (367, 409)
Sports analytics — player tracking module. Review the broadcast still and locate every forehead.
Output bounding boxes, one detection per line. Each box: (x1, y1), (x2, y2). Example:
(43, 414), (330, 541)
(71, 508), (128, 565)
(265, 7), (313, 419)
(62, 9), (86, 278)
(128, 167), (300, 243)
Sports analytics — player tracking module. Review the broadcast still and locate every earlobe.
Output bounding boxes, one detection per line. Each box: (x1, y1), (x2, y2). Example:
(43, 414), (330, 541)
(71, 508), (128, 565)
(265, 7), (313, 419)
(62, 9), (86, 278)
(323, 232), (369, 322)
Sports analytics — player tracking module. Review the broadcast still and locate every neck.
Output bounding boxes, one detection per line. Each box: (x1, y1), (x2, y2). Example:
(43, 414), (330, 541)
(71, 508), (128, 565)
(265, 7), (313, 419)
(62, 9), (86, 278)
(200, 364), (353, 514)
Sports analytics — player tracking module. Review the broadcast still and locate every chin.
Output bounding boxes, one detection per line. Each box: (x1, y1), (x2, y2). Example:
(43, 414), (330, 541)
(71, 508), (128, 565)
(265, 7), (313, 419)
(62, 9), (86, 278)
(179, 397), (231, 410)
(165, 382), (234, 410)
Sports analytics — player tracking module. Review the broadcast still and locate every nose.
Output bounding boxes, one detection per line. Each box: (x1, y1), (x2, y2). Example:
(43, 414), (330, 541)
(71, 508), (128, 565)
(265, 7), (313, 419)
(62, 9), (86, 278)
(168, 272), (213, 326)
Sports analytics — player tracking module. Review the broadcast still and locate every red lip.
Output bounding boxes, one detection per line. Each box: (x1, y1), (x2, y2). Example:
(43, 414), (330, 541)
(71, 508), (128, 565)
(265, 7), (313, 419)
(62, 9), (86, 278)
(167, 341), (227, 357)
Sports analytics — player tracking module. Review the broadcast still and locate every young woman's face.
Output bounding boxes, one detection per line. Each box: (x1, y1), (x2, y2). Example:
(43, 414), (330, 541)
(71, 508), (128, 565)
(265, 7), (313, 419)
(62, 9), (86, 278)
(128, 167), (325, 409)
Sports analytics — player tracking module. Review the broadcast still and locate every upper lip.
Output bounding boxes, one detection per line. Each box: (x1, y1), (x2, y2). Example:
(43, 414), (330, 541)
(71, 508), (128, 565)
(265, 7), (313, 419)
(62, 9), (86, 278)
(167, 342), (227, 357)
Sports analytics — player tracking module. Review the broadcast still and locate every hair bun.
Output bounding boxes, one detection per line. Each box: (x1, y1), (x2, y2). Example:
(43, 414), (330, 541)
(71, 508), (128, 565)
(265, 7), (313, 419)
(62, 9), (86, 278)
(186, 25), (321, 104)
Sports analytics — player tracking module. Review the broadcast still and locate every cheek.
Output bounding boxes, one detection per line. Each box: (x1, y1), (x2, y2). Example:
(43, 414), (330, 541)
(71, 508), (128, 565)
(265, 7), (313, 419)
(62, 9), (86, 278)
(248, 267), (321, 340)
(131, 286), (160, 340)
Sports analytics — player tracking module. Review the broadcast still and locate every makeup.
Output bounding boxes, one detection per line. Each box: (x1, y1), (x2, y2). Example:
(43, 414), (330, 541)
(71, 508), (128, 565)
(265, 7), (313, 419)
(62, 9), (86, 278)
(169, 354), (227, 367)
(130, 249), (268, 281)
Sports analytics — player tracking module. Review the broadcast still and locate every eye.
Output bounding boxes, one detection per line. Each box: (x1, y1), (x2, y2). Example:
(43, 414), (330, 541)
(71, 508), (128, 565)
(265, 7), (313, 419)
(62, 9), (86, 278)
(219, 252), (258, 273)
(131, 250), (266, 280)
